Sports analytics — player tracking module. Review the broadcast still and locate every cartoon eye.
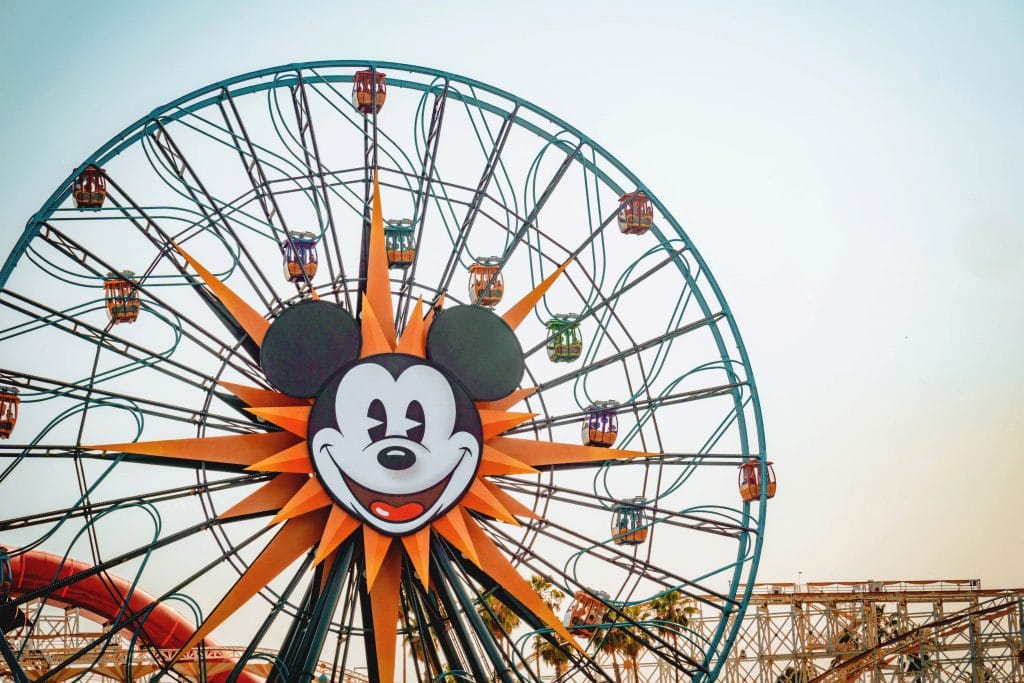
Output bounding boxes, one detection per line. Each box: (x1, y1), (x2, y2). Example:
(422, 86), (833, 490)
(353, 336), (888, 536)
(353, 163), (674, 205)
(367, 398), (387, 443)
(405, 400), (425, 443)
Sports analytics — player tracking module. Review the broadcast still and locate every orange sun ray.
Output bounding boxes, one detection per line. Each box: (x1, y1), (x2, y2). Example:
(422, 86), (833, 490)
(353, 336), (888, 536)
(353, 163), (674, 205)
(479, 410), (536, 440)
(270, 478), (332, 525)
(313, 506), (361, 566)
(431, 508), (480, 566)
(394, 298), (426, 356)
(366, 171), (397, 348)
(217, 474), (307, 520)
(359, 294), (394, 357)
(487, 436), (657, 468)
(479, 444), (539, 477)
(218, 381), (310, 408)
(90, 431), (301, 467)
(460, 509), (583, 652)
(502, 258), (571, 332)
(175, 508), (329, 656)
(244, 406), (311, 437)
(476, 386), (537, 412)
(368, 541), (403, 683)
(245, 441), (312, 474)
(478, 479), (541, 520)
(400, 528), (431, 590)
(462, 480), (519, 525)
(362, 526), (394, 592)
(171, 241), (270, 346)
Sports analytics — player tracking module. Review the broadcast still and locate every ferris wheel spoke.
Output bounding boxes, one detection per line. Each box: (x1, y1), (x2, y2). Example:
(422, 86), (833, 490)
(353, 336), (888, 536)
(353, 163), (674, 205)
(0, 290), (231, 398)
(505, 381), (746, 437)
(446, 542), (612, 683)
(492, 479), (751, 538)
(32, 522), (285, 683)
(434, 105), (520, 298)
(0, 472), (268, 533)
(6, 514), (273, 610)
(288, 74), (350, 306)
(148, 121), (282, 312)
(529, 312), (726, 395)
(215, 90), (325, 303)
(30, 223), (266, 382)
(394, 81), (450, 328)
(483, 517), (737, 611)
(0, 370), (256, 434)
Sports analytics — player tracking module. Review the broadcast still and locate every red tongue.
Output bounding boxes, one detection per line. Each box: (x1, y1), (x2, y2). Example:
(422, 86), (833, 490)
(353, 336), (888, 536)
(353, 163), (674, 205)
(370, 501), (424, 522)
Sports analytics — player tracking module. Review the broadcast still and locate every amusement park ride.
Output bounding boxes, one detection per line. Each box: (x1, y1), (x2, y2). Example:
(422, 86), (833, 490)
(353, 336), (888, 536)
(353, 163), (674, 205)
(0, 61), (774, 681)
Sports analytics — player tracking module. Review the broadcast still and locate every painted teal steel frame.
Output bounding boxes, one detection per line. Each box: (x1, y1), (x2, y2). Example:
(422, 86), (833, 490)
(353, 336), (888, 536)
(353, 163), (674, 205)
(0, 60), (768, 680)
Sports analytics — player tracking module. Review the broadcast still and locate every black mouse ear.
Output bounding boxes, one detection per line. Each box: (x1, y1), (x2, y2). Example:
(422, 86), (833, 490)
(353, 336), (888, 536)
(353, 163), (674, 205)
(260, 300), (361, 398)
(426, 305), (524, 402)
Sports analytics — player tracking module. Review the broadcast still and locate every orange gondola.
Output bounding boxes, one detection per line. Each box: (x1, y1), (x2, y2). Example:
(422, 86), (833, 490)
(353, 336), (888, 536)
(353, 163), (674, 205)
(738, 459), (776, 502)
(385, 219), (416, 269)
(352, 69), (387, 114)
(283, 232), (318, 283)
(564, 590), (610, 638)
(103, 271), (141, 324)
(468, 257), (504, 307)
(611, 497), (649, 546)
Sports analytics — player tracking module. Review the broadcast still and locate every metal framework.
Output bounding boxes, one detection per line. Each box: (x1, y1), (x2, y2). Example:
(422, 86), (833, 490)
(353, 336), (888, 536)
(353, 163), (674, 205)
(0, 61), (769, 681)
(604, 580), (1024, 683)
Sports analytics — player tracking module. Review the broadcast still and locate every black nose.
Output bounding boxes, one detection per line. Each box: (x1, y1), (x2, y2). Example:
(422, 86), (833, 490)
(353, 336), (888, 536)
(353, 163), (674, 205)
(378, 446), (416, 470)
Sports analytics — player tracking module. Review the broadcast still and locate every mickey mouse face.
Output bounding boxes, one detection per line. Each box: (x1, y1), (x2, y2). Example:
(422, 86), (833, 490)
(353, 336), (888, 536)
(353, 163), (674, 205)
(260, 300), (524, 536)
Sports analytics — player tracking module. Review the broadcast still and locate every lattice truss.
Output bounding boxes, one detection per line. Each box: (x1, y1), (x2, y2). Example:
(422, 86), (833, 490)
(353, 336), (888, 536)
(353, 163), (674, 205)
(596, 581), (1024, 683)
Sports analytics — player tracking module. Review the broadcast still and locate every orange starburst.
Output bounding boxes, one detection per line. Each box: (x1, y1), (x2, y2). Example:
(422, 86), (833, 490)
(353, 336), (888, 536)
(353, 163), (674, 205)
(90, 173), (656, 682)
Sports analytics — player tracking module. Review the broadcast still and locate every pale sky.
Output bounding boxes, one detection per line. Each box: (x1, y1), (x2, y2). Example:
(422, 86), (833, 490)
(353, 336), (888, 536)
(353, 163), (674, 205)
(1, 0), (1021, 594)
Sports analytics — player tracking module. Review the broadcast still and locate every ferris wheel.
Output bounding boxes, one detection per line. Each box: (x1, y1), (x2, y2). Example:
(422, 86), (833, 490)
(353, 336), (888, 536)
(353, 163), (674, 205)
(0, 61), (772, 682)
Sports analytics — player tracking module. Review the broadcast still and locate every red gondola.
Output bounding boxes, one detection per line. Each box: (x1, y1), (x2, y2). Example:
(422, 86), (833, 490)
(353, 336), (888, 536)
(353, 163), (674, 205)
(738, 459), (776, 502)
(0, 387), (19, 440)
(617, 191), (654, 235)
(564, 590), (610, 638)
(73, 165), (107, 209)
(103, 271), (141, 324)
(352, 69), (387, 114)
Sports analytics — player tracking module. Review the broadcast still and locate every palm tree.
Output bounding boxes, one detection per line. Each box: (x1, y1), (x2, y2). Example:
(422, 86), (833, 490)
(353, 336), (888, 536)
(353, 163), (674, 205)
(775, 665), (805, 683)
(534, 634), (571, 679)
(597, 614), (630, 683)
(477, 592), (521, 657)
(618, 605), (649, 683)
(529, 575), (566, 615)
(648, 590), (696, 682)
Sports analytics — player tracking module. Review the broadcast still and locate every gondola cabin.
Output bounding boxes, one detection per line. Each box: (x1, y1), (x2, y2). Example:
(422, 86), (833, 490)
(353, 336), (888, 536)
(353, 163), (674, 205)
(384, 219), (416, 269)
(546, 314), (583, 363)
(564, 590), (610, 638)
(611, 497), (649, 546)
(73, 165), (107, 210)
(284, 232), (318, 283)
(617, 191), (654, 235)
(468, 257), (504, 307)
(738, 459), (776, 502)
(582, 400), (619, 447)
(0, 387), (18, 440)
(352, 69), (387, 114)
(103, 271), (141, 324)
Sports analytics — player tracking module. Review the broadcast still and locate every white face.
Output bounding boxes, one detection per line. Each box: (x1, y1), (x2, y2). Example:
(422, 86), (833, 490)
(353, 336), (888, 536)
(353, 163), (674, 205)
(309, 358), (481, 535)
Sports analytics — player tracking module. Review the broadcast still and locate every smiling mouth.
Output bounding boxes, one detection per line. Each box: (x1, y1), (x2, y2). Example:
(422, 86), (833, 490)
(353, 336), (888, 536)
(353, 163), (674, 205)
(342, 472), (454, 523)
